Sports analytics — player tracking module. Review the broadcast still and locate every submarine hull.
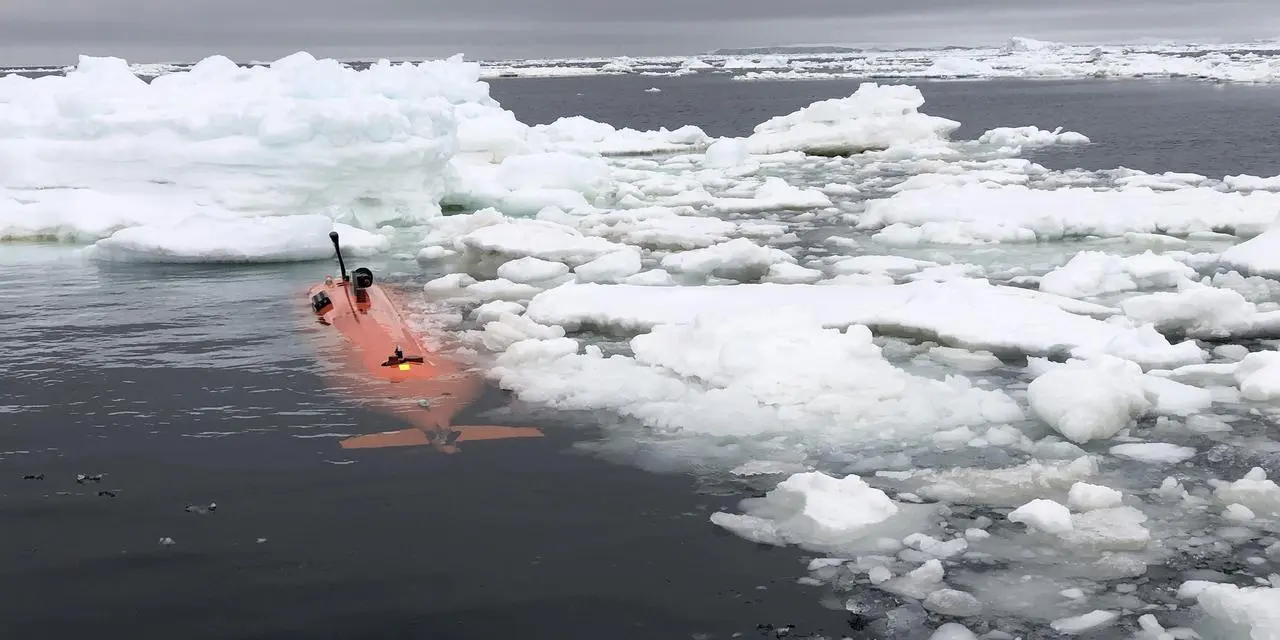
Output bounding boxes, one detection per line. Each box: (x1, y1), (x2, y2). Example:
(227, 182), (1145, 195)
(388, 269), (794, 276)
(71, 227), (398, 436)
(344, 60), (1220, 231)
(306, 273), (541, 454)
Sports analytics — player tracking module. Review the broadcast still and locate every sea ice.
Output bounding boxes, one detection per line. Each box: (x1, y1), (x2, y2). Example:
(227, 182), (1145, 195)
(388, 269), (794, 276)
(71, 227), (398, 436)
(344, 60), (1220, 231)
(1008, 498), (1074, 534)
(1025, 357), (1151, 444)
(85, 215), (388, 263)
(1038, 250), (1195, 299)
(521, 280), (1202, 368)
(1067, 482), (1124, 511)
(709, 471), (903, 548)
(1109, 443), (1197, 464)
(860, 183), (1280, 244)
(744, 83), (961, 156)
(1190, 582), (1280, 640)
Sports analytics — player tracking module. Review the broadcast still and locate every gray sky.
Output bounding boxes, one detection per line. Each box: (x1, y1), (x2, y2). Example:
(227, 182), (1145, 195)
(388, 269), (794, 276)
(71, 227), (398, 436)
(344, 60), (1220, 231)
(1, 0), (1275, 66)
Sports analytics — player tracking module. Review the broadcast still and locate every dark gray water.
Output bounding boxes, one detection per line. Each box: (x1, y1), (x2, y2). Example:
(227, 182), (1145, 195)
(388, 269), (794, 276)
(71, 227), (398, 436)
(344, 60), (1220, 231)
(0, 246), (853, 639)
(3, 76), (1279, 639)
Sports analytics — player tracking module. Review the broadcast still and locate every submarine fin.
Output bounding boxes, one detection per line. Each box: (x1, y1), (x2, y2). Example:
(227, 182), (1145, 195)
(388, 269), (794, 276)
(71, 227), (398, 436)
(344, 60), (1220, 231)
(339, 425), (543, 450)
(448, 425), (544, 442)
(340, 429), (430, 449)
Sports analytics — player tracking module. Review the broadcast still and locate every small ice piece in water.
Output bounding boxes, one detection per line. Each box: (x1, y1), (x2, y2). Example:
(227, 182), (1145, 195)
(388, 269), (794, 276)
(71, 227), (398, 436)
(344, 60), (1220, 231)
(472, 300), (526, 324)
(1191, 582), (1280, 639)
(729, 460), (809, 477)
(1110, 442), (1197, 464)
(417, 245), (456, 261)
(869, 566), (893, 584)
(1068, 482), (1124, 511)
(928, 622), (978, 640)
(903, 533), (968, 558)
(1008, 498), (1073, 534)
(709, 471), (900, 547)
(1215, 344), (1250, 361)
(1224, 503), (1257, 522)
(1058, 506), (1151, 551)
(496, 256), (571, 284)
(1050, 610), (1118, 635)
(424, 272), (477, 292)
(927, 346), (1002, 372)
(623, 269), (675, 286)
(923, 589), (983, 617)
(574, 249), (643, 284)
(763, 262), (825, 284)
(1212, 467), (1280, 519)
(1177, 580), (1219, 599)
(1026, 357), (1150, 444)
(884, 559), (946, 599)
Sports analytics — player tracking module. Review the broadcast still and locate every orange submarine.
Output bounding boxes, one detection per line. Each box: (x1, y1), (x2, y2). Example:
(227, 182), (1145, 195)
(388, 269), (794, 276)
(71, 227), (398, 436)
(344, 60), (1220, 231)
(306, 231), (543, 454)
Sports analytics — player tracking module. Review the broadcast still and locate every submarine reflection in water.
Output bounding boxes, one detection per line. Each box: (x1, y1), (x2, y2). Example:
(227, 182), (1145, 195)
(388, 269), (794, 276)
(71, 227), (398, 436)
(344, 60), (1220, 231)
(305, 231), (542, 454)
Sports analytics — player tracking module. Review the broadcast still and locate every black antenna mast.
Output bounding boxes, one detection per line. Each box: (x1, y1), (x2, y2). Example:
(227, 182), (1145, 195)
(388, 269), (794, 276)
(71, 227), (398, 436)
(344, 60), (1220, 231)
(328, 231), (349, 282)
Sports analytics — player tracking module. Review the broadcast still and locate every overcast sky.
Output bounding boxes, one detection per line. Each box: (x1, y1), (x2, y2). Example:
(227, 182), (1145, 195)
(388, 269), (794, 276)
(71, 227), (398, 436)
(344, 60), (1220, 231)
(1, 0), (1276, 66)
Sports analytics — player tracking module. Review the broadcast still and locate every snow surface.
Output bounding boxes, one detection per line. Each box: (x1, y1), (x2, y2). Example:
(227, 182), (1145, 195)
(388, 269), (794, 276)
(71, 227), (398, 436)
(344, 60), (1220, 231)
(10, 45), (1280, 638)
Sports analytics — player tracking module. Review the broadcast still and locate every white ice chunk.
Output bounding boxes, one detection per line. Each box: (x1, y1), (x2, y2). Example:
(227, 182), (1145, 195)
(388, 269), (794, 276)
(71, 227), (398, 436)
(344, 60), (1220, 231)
(1221, 214), (1280, 277)
(1213, 467), (1280, 517)
(1109, 443), (1197, 464)
(86, 215), (388, 263)
(624, 269), (676, 286)
(923, 589), (983, 617)
(1, 52), (487, 238)
(1067, 482), (1124, 511)
(861, 183), (1280, 244)
(832, 255), (939, 276)
(1225, 503), (1256, 521)
(479, 313), (566, 352)
(496, 256), (571, 284)
(459, 219), (627, 266)
(1140, 375), (1214, 416)
(1121, 282), (1280, 341)
(659, 237), (795, 281)
(423, 272), (477, 292)
(1038, 250), (1194, 299)
(763, 262), (825, 284)
(709, 471), (900, 547)
(1026, 357), (1151, 444)
(928, 622), (978, 640)
(1192, 582), (1280, 640)
(489, 307), (1024, 451)
(573, 249), (643, 284)
(1050, 610), (1119, 635)
(903, 533), (968, 559)
(913, 456), (1099, 507)
(1059, 506), (1151, 551)
(978, 125), (1090, 148)
(471, 300), (526, 324)
(927, 346), (1003, 372)
(703, 137), (751, 169)
(745, 83), (961, 156)
(522, 280), (1198, 368)
(1235, 351), (1280, 401)
(709, 177), (833, 212)
(1008, 498), (1074, 534)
